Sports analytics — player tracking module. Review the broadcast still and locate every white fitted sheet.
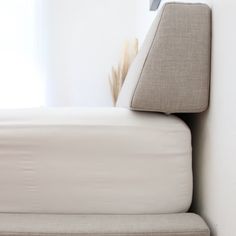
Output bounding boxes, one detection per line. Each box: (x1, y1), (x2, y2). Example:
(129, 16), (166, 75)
(0, 108), (192, 214)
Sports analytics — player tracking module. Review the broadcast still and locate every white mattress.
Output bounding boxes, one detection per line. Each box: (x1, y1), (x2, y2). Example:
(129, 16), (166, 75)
(0, 108), (192, 214)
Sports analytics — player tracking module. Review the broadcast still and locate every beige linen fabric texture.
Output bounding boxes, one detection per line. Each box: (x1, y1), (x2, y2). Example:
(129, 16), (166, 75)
(117, 3), (211, 113)
(0, 213), (209, 236)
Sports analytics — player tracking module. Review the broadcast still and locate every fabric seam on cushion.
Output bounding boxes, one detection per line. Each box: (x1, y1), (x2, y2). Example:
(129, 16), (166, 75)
(130, 102), (209, 113)
(0, 231), (210, 236)
(130, 3), (167, 108)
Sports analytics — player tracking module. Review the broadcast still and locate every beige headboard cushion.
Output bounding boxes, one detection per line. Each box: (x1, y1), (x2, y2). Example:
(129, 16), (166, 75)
(116, 2), (211, 113)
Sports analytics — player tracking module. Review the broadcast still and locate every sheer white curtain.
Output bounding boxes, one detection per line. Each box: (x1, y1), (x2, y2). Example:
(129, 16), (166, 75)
(0, 0), (155, 108)
(0, 0), (45, 108)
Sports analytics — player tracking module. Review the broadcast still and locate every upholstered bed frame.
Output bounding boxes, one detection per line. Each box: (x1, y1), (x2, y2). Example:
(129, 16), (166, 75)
(0, 2), (211, 236)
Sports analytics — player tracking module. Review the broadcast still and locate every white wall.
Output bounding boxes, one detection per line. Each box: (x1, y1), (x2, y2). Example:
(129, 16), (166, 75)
(41, 0), (156, 106)
(191, 0), (236, 235)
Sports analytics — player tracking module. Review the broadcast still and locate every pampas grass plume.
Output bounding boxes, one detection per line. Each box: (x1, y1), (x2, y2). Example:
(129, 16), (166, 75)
(109, 39), (138, 106)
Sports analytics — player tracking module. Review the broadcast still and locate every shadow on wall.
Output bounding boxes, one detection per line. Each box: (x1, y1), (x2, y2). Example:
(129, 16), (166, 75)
(187, 1), (236, 235)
